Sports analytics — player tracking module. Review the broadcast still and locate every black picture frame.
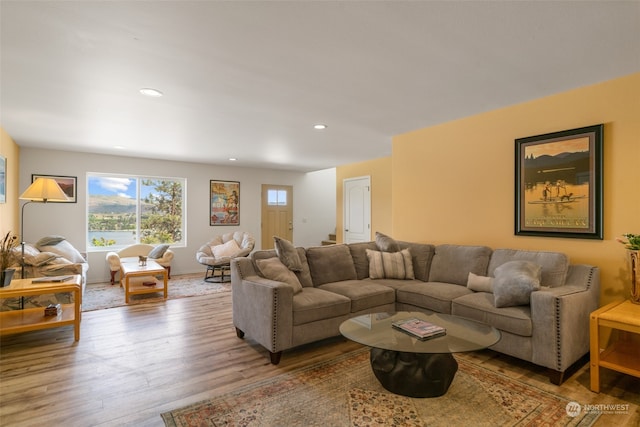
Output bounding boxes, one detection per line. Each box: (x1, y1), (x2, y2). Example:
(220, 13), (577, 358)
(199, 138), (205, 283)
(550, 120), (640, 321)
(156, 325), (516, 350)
(32, 174), (77, 203)
(210, 180), (240, 225)
(515, 124), (603, 239)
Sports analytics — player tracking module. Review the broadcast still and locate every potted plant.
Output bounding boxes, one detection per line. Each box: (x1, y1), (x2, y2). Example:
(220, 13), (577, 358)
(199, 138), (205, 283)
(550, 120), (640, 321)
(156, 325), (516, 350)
(1, 231), (18, 287)
(617, 233), (640, 304)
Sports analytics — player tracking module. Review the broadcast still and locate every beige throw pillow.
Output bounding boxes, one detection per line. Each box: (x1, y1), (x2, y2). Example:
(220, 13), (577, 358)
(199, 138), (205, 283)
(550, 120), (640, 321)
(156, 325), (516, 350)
(255, 258), (303, 294)
(467, 272), (494, 293)
(212, 239), (241, 259)
(366, 248), (415, 280)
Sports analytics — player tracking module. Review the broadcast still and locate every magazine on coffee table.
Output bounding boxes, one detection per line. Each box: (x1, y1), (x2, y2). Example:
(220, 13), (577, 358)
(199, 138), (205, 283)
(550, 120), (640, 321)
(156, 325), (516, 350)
(392, 317), (446, 340)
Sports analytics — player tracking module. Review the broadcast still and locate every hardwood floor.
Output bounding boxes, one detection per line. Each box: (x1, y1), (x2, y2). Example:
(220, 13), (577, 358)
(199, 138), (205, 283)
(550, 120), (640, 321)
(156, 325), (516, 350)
(1, 290), (638, 427)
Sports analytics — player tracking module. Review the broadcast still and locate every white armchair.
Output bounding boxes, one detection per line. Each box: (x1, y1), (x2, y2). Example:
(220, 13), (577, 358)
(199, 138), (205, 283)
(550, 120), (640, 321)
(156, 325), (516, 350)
(196, 231), (255, 282)
(106, 244), (174, 285)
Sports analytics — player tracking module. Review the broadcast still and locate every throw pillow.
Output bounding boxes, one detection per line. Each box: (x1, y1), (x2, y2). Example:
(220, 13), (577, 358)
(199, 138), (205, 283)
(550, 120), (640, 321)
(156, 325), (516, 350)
(38, 240), (86, 264)
(148, 244), (170, 259)
(375, 231), (400, 253)
(366, 248), (415, 280)
(467, 272), (493, 293)
(255, 257), (303, 294)
(211, 239), (240, 259)
(35, 235), (67, 248)
(274, 236), (302, 272)
(493, 261), (542, 308)
(23, 252), (58, 267)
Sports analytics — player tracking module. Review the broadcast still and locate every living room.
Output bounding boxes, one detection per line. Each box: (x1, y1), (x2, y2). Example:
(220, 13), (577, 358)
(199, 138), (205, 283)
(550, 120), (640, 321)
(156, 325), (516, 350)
(1, 2), (639, 426)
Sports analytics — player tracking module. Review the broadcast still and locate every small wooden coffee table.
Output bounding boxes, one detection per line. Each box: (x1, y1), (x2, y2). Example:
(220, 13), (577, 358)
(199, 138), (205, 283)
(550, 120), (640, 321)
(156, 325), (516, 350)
(120, 260), (168, 303)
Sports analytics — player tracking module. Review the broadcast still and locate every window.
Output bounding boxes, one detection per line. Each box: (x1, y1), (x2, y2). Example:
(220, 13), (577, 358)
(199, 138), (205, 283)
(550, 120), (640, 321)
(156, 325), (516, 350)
(267, 189), (288, 206)
(87, 174), (185, 250)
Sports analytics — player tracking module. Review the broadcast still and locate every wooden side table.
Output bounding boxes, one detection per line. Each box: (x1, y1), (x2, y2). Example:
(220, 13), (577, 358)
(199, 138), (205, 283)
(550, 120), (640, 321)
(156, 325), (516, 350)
(0, 275), (82, 341)
(589, 299), (640, 392)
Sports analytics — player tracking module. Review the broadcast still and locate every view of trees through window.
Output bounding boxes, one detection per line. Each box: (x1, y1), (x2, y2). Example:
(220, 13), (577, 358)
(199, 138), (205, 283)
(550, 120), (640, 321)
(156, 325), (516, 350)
(87, 174), (185, 250)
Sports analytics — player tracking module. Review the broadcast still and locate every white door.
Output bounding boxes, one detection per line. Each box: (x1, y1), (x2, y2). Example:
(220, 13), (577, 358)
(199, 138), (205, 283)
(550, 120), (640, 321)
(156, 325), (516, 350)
(343, 176), (371, 243)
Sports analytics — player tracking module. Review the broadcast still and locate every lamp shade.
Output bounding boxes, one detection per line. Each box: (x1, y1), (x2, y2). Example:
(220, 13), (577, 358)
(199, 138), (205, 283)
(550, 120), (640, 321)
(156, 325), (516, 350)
(19, 178), (69, 202)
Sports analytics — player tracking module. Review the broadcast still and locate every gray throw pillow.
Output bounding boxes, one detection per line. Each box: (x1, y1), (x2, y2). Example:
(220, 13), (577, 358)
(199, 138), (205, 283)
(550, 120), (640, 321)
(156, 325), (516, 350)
(274, 236), (302, 272)
(493, 261), (542, 308)
(375, 231), (400, 252)
(35, 235), (67, 248)
(148, 244), (170, 259)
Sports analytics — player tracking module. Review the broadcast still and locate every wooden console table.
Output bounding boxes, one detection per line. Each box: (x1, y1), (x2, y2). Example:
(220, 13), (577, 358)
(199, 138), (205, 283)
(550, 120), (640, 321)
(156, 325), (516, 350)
(0, 275), (82, 341)
(589, 299), (640, 392)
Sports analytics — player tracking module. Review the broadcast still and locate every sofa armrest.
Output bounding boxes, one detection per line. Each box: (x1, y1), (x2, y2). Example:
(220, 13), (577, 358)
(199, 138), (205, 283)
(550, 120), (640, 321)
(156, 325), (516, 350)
(530, 265), (600, 372)
(106, 251), (121, 272)
(231, 258), (294, 354)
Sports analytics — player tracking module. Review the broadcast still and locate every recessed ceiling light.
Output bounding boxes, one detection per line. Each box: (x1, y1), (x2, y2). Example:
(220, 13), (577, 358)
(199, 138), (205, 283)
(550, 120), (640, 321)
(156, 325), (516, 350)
(139, 88), (163, 97)
(114, 145), (125, 150)
(313, 124), (327, 130)
(229, 158), (237, 161)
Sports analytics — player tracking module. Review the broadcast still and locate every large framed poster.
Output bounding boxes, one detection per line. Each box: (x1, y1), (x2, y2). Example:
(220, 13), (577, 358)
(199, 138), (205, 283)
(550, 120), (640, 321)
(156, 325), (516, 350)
(210, 180), (239, 225)
(515, 124), (603, 239)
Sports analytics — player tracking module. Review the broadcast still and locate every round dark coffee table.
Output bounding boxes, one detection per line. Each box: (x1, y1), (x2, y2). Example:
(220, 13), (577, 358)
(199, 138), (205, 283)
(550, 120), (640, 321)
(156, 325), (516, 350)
(339, 311), (500, 398)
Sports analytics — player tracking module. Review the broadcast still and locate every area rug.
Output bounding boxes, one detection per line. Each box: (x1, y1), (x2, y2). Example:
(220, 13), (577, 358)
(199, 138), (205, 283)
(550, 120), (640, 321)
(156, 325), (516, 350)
(161, 349), (600, 427)
(82, 273), (230, 311)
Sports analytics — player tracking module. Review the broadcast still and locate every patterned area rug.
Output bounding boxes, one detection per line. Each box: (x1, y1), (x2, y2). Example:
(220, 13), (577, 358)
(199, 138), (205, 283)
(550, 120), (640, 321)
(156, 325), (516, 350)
(82, 273), (230, 311)
(161, 349), (600, 427)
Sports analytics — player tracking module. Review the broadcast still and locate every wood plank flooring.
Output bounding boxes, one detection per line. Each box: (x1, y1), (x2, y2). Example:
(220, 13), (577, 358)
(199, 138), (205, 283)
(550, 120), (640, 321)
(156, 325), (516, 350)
(1, 289), (638, 427)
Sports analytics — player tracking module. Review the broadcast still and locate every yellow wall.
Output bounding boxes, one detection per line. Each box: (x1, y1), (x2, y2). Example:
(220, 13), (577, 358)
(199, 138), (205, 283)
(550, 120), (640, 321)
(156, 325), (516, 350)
(392, 72), (640, 305)
(0, 127), (19, 236)
(336, 156), (392, 243)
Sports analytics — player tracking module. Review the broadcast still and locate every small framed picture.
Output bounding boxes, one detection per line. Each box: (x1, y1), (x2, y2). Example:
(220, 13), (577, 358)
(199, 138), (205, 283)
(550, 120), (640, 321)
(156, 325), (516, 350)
(515, 124), (603, 239)
(32, 174), (77, 203)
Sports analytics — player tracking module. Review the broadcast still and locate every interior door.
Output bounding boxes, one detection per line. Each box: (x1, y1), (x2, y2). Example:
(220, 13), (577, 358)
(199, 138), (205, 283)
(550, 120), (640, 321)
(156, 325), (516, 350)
(261, 184), (293, 249)
(343, 176), (371, 243)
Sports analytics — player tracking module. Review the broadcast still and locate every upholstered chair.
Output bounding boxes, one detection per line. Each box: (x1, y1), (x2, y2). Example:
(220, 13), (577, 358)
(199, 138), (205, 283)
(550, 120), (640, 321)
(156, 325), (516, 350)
(196, 231), (255, 282)
(106, 244), (174, 285)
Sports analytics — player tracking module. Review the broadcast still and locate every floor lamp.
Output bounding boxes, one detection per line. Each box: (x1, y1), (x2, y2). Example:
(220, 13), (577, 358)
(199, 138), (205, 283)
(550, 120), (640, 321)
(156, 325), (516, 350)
(19, 177), (69, 279)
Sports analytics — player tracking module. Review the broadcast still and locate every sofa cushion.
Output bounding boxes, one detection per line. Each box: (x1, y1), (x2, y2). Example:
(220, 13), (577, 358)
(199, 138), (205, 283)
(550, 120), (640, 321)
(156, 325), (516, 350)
(292, 288), (351, 325)
(251, 248), (313, 288)
(149, 244), (171, 259)
(306, 244), (357, 286)
(255, 257), (303, 294)
(274, 236), (303, 272)
(488, 249), (569, 287)
(318, 279), (395, 312)
(366, 248), (415, 280)
(396, 281), (473, 314)
(452, 292), (533, 337)
(492, 261), (542, 308)
(428, 244), (492, 286)
(467, 272), (494, 293)
(375, 231), (400, 252)
(348, 242), (378, 280)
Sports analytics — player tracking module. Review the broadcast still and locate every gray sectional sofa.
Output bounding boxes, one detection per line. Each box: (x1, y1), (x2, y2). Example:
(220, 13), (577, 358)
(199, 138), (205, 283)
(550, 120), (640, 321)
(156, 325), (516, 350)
(231, 238), (599, 384)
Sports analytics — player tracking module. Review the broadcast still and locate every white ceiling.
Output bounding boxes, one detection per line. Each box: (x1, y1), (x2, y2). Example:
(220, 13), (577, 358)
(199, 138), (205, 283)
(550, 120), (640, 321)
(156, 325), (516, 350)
(1, 1), (639, 172)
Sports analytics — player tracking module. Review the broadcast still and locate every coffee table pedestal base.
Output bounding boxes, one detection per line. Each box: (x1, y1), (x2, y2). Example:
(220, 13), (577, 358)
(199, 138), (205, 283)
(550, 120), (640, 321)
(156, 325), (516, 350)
(370, 348), (458, 398)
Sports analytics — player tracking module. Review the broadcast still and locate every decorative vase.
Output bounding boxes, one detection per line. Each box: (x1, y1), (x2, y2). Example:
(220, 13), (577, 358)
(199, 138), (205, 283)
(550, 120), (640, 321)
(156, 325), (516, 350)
(1, 268), (15, 287)
(629, 250), (640, 304)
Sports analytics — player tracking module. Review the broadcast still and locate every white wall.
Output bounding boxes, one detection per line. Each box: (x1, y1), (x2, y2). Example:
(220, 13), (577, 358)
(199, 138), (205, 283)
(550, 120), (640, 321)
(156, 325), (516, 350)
(19, 148), (336, 283)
